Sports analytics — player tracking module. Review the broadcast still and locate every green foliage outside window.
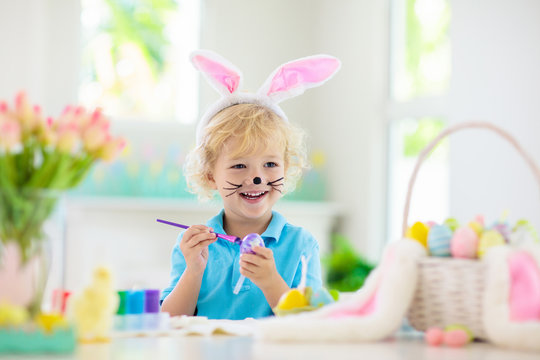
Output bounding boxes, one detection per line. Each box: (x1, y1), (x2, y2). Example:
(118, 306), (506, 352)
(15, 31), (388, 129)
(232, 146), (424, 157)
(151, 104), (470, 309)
(395, 0), (451, 100)
(101, 0), (177, 78)
(80, 0), (180, 118)
(403, 117), (445, 158)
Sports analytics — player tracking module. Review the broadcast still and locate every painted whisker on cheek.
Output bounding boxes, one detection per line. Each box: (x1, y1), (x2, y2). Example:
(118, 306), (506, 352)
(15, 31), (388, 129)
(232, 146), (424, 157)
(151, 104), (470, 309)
(225, 189), (239, 197)
(268, 177), (284, 193)
(224, 181), (242, 197)
(267, 177), (284, 185)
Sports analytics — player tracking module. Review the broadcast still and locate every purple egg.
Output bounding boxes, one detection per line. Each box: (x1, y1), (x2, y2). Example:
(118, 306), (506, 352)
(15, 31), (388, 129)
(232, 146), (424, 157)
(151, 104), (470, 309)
(240, 233), (265, 254)
(490, 221), (511, 243)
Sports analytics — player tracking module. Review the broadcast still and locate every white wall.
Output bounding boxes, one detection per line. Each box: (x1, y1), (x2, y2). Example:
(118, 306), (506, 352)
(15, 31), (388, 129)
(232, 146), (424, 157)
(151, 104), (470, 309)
(449, 0), (540, 230)
(0, 0), (81, 114)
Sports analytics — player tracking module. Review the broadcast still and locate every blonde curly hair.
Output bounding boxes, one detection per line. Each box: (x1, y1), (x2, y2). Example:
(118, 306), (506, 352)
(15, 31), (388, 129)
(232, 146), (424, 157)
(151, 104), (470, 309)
(184, 103), (309, 200)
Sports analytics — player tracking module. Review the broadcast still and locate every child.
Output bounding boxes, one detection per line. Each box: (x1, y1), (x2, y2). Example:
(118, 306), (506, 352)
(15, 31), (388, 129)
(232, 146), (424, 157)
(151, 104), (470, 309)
(160, 50), (340, 319)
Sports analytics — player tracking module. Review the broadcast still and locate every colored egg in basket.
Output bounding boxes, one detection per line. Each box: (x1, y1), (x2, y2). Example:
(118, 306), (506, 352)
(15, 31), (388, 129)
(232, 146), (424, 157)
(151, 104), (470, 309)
(406, 221), (430, 248)
(427, 224), (453, 257)
(477, 229), (505, 259)
(490, 220), (511, 243)
(443, 217), (460, 232)
(450, 226), (479, 259)
(411, 215), (537, 259)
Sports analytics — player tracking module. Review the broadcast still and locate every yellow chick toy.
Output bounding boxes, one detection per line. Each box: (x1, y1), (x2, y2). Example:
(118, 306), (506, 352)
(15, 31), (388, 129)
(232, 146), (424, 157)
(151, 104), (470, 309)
(72, 266), (118, 343)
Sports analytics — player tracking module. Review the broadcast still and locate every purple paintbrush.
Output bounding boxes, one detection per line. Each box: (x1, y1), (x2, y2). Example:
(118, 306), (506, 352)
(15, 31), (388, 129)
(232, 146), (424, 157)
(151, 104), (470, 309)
(156, 219), (242, 244)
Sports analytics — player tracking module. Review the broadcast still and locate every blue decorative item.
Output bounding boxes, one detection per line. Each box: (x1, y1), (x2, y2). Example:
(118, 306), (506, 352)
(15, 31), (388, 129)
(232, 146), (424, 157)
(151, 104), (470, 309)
(309, 287), (335, 307)
(428, 224), (453, 257)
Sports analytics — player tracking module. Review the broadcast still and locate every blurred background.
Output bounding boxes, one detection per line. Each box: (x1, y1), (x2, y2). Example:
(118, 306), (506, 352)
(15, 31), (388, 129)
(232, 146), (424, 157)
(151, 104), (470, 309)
(1, 0), (539, 294)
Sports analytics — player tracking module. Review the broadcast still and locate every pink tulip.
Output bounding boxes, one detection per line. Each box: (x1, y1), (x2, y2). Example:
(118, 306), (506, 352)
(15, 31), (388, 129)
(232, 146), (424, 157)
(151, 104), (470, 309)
(57, 125), (80, 154)
(0, 119), (22, 151)
(14, 91), (38, 133)
(38, 117), (58, 147)
(99, 137), (126, 161)
(73, 106), (93, 129)
(56, 105), (76, 128)
(86, 108), (110, 132)
(83, 122), (108, 152)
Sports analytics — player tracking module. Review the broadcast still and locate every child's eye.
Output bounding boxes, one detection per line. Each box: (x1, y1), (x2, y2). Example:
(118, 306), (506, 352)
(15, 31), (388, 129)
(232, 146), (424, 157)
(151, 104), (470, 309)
(231, 164), (246, 169)
(264, 162), (278, 168)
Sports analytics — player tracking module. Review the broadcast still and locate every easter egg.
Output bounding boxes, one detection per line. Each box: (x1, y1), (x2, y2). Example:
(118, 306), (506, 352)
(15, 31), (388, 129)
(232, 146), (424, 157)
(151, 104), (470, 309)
(477, 230), (505, 258)
(450, 227), (479, 259)
(474, 214), (485, 227)
(425, 327), (444, 346)
(443, 329), (470, 347)
(490, 221), (511, 243)
(443, 218), (460, 232)
(444, 324), (474, 341)
(468, 221), (484, 236)
(406, 222), (429, 248)
(240, 233), (264, 254)
(276, 289), (308, 310)
(428, 224), (453, 257)
(309, 288), (335, 307)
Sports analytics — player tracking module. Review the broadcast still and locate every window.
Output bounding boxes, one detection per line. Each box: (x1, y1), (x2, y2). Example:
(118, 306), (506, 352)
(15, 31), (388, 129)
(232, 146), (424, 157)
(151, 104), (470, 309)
(73, 0), (201, 199)
(387, 0), (451, 242)
(79, 0), (200, 123)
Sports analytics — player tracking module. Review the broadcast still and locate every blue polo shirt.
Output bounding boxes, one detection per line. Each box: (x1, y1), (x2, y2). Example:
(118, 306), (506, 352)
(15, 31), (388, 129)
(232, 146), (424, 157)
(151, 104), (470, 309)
(160, 210), (322, 320)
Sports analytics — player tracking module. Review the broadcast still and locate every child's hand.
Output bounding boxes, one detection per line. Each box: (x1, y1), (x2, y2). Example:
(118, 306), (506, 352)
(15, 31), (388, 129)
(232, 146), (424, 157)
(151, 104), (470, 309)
(180, 225), (217, 275)
(239, 246), (280, 290)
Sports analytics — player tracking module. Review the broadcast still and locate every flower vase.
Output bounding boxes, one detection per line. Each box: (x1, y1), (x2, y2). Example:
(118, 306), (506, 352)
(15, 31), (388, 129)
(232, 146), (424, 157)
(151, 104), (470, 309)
(0, 91), (125, 353)
(0, 188), (75, 354)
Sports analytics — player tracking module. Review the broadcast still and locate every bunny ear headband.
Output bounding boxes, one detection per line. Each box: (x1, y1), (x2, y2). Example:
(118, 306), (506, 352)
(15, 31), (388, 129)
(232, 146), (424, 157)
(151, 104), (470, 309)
(190, 49), (341, 145)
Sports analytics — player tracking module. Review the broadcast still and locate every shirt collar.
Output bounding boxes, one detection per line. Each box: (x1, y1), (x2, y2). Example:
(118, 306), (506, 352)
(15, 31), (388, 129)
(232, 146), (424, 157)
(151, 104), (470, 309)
(207, 209), (287, 243)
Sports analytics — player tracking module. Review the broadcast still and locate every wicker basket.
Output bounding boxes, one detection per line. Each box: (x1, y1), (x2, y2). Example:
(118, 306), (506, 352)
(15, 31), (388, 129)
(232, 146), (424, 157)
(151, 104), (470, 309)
(403, 121), (540, 340)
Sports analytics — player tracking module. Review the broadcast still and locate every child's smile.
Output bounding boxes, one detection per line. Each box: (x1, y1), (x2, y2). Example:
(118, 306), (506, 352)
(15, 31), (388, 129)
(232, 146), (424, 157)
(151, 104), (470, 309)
(240, 190), (268, 201)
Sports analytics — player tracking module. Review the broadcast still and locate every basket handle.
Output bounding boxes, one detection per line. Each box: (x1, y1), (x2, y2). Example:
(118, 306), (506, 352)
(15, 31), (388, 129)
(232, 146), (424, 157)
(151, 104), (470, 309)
(402, 121), (540, 236)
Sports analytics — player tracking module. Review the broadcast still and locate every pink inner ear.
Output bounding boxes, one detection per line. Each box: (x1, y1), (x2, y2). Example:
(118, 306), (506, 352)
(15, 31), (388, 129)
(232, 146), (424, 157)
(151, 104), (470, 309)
(328, 287), (379, 319)
(327, 248), (396, 319)
(508, 252), (540, 322)
(267, 58), (340, 95)
(193, 55), (240, 94)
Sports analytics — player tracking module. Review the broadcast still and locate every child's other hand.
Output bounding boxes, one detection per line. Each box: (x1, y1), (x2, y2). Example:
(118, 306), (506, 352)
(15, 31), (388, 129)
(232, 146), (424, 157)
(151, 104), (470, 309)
(239, 246), (280, 290)
(180, 225), (217, 275)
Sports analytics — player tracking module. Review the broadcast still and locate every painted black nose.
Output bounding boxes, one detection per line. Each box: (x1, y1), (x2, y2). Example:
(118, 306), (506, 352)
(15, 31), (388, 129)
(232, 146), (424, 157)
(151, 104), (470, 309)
(253, 177), (262, 185)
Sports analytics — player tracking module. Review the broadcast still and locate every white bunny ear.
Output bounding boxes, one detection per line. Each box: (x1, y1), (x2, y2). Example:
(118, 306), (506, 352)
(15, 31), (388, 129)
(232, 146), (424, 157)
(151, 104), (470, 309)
(190, 50), (243, 96)
(258, 55), (341, 104)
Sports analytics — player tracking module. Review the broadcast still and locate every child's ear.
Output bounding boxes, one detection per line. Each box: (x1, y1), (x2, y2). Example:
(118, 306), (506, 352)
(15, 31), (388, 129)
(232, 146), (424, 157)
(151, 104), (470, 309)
(207, 172), (217, 190)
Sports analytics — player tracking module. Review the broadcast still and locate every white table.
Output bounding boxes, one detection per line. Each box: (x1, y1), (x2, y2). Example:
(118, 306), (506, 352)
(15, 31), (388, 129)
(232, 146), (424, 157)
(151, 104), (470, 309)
(8, 333), (539, 360)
